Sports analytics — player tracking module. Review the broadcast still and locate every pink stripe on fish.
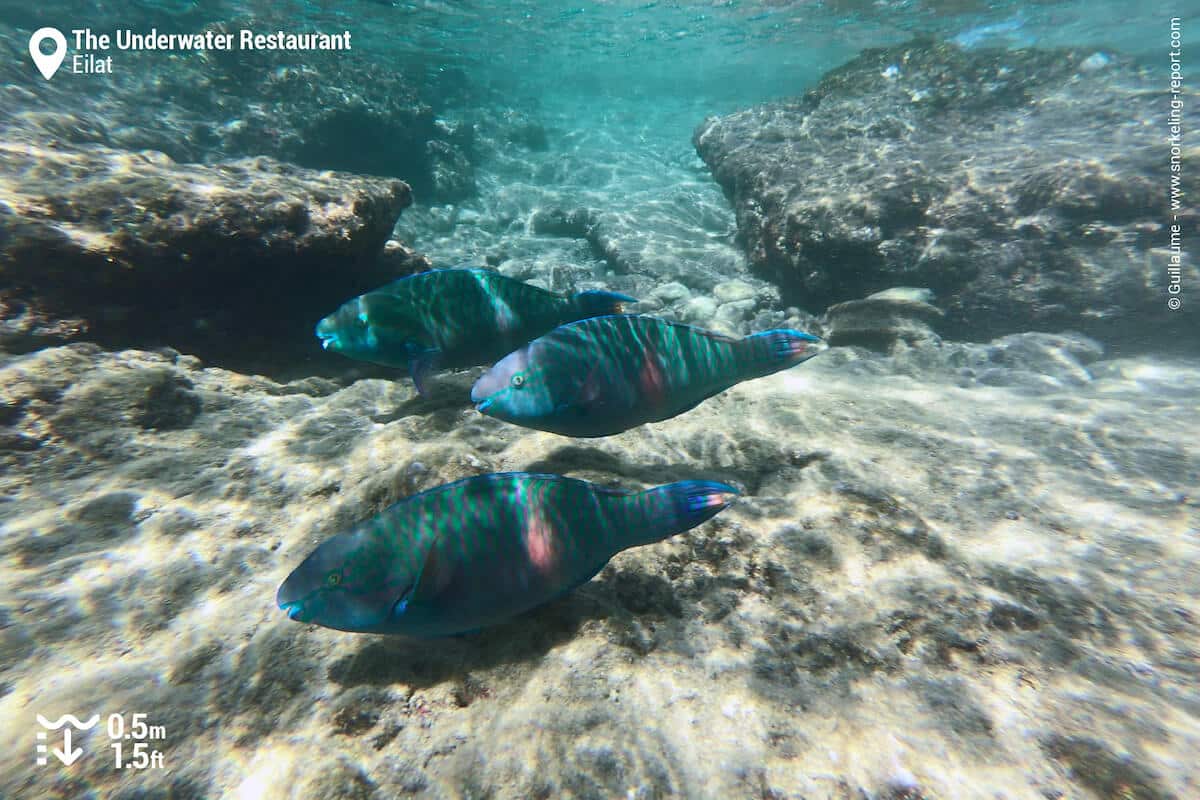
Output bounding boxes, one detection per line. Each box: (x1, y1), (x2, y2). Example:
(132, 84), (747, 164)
(522, 485), (560, 577)
(638, 344), (666, 404)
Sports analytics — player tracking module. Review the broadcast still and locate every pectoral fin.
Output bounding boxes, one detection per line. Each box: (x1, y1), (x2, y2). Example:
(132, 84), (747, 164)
(578, 363), (605, 405)
(409, 351), (441, 396)
(407, 538), (458, 607)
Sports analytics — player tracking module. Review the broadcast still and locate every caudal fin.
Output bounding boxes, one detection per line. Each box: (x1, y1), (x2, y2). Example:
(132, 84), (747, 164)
(572, 289), (638, 318)
(742, 329), (826, 375)
(619, 480), (739, 548)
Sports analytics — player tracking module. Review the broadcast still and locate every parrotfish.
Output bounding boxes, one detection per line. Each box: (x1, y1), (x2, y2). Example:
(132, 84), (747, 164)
(315, 268), (635, 394)
(470, 315), (826, 437)
(276, 472), (738, 636)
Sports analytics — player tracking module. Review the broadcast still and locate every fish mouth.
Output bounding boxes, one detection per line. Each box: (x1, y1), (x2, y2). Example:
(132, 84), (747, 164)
(315, 318), (339, 350)
(277, 577), (307, 622)
(316, 330), (338, 351)
(279, 600), (306, 622)
(474, 397), (494, 413)
(470, 373), (501, 408)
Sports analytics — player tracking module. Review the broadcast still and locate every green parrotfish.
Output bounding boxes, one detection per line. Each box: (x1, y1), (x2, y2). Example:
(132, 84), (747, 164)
(470, 315), (826, 437)
(316, 268), (635, 394)
(276, 472), (738, 636)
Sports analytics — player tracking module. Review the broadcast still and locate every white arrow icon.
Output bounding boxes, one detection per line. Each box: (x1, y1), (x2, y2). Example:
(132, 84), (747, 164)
(52, 728), (83, 766)
(29, 27), (67, 80)
(36, 714), (96, 767)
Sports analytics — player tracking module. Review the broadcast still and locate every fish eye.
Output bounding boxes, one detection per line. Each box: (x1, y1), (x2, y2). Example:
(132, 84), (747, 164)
(326, 571), (342, 587)
(511, 373), (525, 388)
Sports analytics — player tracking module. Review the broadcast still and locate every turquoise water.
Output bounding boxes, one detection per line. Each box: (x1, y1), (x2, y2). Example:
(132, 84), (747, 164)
(1, 1), (1198, 799)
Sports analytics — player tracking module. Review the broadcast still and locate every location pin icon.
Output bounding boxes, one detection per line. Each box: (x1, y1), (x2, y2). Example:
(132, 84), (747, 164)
(29, 27), (67, 80)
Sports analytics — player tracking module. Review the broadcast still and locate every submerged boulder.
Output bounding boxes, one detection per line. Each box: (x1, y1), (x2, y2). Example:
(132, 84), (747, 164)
(0, 112), (423, 374)
(824, 287), (944, 350)
(694, 39), (1199, 351)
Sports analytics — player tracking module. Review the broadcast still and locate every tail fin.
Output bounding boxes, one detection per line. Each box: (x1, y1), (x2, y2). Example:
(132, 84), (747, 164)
(572, 289), (637, 318)
(741, 329), (826, 376)
(619, 480), (739, 549)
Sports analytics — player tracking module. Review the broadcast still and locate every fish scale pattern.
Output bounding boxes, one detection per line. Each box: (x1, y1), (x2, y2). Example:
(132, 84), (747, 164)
(471, 314), (824, 437)
(278, 472), (738, 636)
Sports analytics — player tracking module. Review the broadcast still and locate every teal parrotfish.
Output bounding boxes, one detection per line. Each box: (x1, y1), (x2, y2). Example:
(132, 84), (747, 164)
(315, 268), (635, 394)
(470, 315), (826, 437)
(276, 472), (738, 636)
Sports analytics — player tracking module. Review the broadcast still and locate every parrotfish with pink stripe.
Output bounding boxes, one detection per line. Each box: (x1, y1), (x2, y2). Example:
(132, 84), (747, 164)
(276, 472), (738, 636)
(315, 268), (634, 395)
(470, 314), (826, 437)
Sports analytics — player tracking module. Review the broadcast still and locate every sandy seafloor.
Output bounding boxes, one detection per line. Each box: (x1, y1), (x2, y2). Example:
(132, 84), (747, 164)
(1, 332), (1197, 799)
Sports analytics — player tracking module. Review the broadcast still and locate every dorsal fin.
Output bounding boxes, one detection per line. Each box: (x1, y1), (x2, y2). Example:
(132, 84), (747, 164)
(571, 314), (742, 344)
